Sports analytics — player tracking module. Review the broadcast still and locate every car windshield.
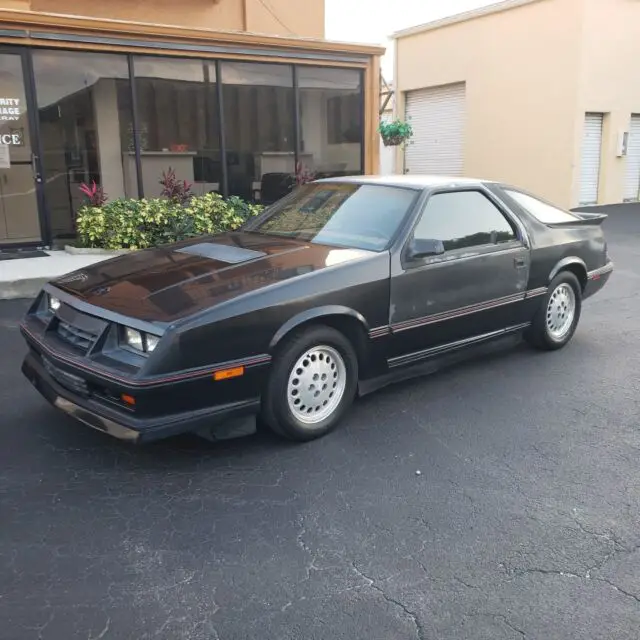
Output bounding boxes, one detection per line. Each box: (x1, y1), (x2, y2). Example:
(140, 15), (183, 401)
(246, 182), (419, 251)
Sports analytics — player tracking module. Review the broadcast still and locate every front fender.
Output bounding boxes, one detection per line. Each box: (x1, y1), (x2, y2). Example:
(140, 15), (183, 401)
(269, 306), (370, 350)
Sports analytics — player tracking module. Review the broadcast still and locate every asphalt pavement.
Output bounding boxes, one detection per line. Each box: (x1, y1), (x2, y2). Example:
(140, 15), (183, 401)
(1, 208), (639, 640)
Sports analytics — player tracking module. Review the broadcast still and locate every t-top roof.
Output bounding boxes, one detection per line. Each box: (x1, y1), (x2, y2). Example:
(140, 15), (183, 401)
(316, 174), (492, 190)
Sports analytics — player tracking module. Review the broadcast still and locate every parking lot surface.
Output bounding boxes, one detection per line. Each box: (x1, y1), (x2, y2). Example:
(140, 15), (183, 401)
(1, 208), (639, 639)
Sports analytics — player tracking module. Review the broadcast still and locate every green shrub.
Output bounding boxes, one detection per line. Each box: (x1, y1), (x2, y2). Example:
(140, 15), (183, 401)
(225, 195), (265, 224)
(75, 194), (264, 250)
(186, 193), (244, 234)
(75, 206), (108, 248)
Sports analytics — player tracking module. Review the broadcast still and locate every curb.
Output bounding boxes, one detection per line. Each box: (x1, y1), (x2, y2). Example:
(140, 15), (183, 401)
(64, 245), (131, 256)
(0, 277), (48, 301)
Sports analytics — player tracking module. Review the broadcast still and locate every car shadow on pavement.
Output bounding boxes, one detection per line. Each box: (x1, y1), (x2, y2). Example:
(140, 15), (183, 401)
(25, 335), (538, 470)
(5, 298), (597, 480)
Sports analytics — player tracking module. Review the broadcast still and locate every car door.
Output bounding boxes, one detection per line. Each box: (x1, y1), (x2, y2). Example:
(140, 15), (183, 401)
(387, 187), (531, 365)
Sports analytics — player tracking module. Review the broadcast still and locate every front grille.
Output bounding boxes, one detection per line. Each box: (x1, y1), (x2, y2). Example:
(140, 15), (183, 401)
(52, 303), (107, 354)
(42, 356), (89, 396)
(56, 320), (98, 352)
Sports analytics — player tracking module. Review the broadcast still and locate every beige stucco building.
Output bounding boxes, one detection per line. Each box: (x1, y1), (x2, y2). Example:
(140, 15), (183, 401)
(392, 0), (640, 209)
(0, 0), (383, 248)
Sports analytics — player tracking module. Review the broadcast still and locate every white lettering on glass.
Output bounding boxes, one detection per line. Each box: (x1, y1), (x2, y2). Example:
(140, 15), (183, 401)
(0, 98), (21, 121)
(0, 132), (23, 145)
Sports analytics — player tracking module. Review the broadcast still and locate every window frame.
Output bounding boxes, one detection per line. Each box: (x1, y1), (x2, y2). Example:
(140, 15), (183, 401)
(400, 186), (527, 270)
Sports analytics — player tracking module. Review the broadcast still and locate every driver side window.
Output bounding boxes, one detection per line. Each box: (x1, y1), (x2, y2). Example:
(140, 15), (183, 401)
(414, 190), (517, 252)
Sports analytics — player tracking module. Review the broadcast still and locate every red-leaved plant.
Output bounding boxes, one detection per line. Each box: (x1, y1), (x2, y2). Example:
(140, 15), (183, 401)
(294, 161), (316, 186)
(160, 167), (193, 205)
(79, 181), (107, 207)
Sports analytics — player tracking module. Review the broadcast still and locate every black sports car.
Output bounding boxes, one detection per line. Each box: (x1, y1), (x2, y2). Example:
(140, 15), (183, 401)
(21, 176), (613, 443)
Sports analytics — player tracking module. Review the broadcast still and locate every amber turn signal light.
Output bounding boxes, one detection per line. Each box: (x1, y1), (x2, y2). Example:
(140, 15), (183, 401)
(121, 393), (136, 406)
(213, 366), (245, 381)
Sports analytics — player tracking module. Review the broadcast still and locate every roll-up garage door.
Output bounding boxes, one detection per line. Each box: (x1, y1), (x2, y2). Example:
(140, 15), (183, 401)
(404, 83), (465, 176)
(623, 115), (640, 201)
(579, 113), (603, 205)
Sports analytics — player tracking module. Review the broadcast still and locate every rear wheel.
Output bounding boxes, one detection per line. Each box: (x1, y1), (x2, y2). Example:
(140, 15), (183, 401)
(262, 326), (358, 441)
(526, 272), (582, 350)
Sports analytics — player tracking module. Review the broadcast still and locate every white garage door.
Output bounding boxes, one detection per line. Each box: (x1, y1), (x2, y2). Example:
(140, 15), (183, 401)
(404, 83), (466, 176)
(623, 115), (640, 201)
(579, 113), (603, 205)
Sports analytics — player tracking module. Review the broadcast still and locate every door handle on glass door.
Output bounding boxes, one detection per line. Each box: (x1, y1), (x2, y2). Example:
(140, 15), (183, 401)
(31, 154), (42, 183)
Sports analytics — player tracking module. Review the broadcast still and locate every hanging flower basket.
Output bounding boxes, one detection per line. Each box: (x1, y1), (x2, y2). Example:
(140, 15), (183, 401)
(378, 119), (414, 147)
(382, 134), (407, 147)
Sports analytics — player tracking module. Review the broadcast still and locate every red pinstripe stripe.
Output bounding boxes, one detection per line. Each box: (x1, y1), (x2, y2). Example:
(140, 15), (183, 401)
(391, 292), (525, 333)
(21, 325), (271, 388)
(369, 287), (548, 337)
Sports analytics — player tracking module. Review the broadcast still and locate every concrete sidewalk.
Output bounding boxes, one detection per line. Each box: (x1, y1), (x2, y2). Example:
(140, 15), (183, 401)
(0, 251), (108, 300)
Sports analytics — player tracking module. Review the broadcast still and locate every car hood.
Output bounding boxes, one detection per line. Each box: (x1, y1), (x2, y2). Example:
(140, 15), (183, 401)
(51, 233), (374, 324)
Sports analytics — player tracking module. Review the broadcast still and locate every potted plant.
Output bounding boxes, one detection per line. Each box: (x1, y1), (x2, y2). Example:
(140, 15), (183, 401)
(160, 167), (193, 205)
(79, 180), (108, 207)
(294, 161), (316, 186)
(378, 119), (414, 147)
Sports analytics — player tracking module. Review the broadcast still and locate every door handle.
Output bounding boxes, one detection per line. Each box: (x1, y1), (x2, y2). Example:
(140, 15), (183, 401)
(514, 257), (526, 269)
(31, 154), (42, 184)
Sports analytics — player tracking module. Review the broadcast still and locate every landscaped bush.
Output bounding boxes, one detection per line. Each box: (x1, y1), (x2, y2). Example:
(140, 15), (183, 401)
(225, 195), (265, 225)
(76, 193), (264, 250)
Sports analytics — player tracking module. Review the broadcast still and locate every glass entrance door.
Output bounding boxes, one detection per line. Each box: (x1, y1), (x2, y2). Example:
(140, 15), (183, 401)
(0, 50), (43, 246)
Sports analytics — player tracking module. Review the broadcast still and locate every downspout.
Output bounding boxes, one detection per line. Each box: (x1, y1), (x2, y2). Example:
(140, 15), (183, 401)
(241, 0), (248, 31)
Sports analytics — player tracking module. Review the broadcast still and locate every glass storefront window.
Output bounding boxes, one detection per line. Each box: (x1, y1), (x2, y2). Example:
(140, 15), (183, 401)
(220, 62), (295, 203)
(17, 48), (367, 249)
(32, 50), (133, 241)
(130, 57), (220, 198)
(297, 67), (363, 181)
(0, 52), (41, 245)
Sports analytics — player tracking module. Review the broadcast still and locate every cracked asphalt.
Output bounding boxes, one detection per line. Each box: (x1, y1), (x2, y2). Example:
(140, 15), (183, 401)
(1, 207), (639, 640)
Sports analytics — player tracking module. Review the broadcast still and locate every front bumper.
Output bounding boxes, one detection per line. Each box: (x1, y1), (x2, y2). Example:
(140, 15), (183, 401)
(22, 351), (260, 444)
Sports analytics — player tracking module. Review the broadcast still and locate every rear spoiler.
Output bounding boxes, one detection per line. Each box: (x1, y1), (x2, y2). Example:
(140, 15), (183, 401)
(547, 211), (608, 228)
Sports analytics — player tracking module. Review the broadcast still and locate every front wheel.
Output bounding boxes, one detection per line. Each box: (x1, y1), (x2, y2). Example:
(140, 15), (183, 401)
(262, 326), (359, 441)
(525, 272), (582, 350)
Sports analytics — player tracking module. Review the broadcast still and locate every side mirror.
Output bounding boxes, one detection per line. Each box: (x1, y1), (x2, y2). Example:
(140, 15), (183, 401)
(408, 237), (445, 260)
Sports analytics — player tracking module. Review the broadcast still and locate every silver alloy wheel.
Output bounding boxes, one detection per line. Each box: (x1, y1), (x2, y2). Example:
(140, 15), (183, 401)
(546, 283), (576, 341)
(287, 345), (347, 425)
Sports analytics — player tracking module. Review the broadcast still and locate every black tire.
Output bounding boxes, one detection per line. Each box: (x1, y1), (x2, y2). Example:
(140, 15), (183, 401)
(525, 271), (582, 351)
(262, 325), (358, 442)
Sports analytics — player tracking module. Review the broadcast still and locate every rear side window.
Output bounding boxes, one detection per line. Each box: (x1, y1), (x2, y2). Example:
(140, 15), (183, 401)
(505, 189), (580, 224)
(413, 190), (517, 251)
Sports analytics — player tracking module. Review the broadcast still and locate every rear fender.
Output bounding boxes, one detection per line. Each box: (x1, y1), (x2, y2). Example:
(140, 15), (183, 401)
(548, 256), (588, 287)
